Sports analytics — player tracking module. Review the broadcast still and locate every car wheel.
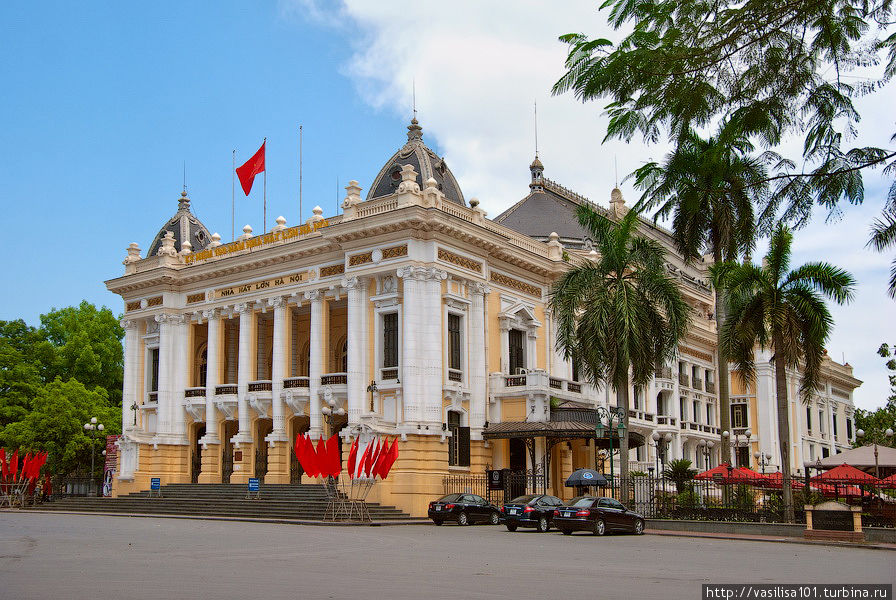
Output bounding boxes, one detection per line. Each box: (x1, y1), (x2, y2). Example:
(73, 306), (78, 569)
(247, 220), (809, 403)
(592, 519), (606, 536)
(537, 516), (549, 533)
(561, 528), (572, 536)
(489, 512), (500, 526)
(506, 523), (518, 532)
(457, 511), (469, 526)
(634, 519), (644, 535)
(433, 519), (443, 526)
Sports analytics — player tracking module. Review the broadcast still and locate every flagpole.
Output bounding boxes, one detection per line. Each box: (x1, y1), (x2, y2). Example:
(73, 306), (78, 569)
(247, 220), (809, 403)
(299, 124), (303, 224)
(232, 150), (236, 242)
(263, 137), (267, 232)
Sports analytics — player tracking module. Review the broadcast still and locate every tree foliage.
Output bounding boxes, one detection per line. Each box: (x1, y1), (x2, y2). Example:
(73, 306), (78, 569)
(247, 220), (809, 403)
(867, 190), (896, 298)
(853, 343), (896, 447)
(554, 0), (896, 228)
(663, 458), (697, 493)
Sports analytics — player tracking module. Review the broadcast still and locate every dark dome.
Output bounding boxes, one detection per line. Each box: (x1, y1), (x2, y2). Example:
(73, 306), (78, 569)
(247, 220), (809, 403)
(148, 191), (213, 256)
(366, 119), (465, 205)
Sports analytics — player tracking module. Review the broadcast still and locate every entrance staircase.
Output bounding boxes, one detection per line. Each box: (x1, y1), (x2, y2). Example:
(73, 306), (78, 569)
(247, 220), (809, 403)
(28, 483), (411, 522)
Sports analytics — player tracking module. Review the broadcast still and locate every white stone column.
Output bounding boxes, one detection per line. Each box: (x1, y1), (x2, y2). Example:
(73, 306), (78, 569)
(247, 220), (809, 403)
(121, 319), (140, 432)
(203, 309), (221, 444)
(422, 268), (447, 423)
(155, 314), (173, 436)
(469, 283), (489, 436)
(234, 303), (253, 444)
(305, 290), (326, 437)
(170, 314), (188, 441)
(269, 297), (288, 441)
(343, 277), (368, 425)
(397, 267), (421, 423)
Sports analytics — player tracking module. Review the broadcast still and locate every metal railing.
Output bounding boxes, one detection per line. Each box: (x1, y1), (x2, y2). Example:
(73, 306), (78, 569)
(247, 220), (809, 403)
(215, 384), (238, 395)
(283, 377), (310, 389)
(185, 387), (205, 398)
(679, 373), (690, 387)
(443, 470), (548, 505)
(321, 373), (347, 385)
(248, 380), (272, 392)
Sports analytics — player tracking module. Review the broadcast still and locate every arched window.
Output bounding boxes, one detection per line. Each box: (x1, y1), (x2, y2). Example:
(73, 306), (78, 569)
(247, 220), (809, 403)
(301, 342), (310, 377)
(334, 336), (347, 373)
(196, 345), (208, 387)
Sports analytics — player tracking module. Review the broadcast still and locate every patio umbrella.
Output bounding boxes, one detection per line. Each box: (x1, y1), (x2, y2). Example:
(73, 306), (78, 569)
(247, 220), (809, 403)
(810, 463), (880, 485)
(759, 472), (804, 490)
(565, 468), (608, 488)
(880, 473), (896, 489)
(695, 464), (756, 484)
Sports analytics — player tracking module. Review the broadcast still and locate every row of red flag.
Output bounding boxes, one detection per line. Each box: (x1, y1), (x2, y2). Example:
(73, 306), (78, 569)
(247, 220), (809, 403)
(0, 448), (48, 482)
(292, 434), (399, 481)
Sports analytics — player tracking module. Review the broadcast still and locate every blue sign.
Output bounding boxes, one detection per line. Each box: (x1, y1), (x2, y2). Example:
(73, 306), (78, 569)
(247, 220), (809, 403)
(583, 472), (594, 480)
(248, 478), (260, 492)
(150, 477), (161, 490)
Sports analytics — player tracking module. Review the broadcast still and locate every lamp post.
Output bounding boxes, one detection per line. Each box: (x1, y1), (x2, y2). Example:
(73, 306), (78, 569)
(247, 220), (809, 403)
(651, 431), (673, 474)
(366, 381), (378, 412)
(856, 428), (894, 479)
(754, 451), (773, 474)
(83, 417), (104, 496)
(130, 402), (138, 427)
(697, 439), (715, 470)
(595, 406), (626, 492)
(722, 429), (751, 468)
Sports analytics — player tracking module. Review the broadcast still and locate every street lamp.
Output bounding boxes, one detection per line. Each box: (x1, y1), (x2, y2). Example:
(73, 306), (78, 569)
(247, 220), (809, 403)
(722, 429), (751, 468)
(856, 428), (894, 479)
(595, 406), (627, 490)
(697, 439), (715, 470)
(651, 431), (673, 474)
(83, 417), (104, 496)
(130, 402), (138, 427)
(754, 451), (773, 473)
(366, 381), (378, 412)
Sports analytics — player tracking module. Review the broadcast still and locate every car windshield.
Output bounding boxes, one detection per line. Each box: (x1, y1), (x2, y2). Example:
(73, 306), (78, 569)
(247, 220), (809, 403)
(436, 494), (460, 503)
(564, 496), (595, 508)
(509, 495), (539, 504)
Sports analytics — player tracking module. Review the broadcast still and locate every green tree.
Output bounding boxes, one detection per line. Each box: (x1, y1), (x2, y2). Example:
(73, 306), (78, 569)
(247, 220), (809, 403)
(867, 199), (896, 298)
(40, 301), (124, 406)
(632, 123), (773, 461)
(713, 224), (855, 522)
(662, 458), (697, 493)
(0, 378), (121, 476)
(852, 343), (896, 447)
(0, 320), (55, 426)
(549, 205), (690, 501)
(553, 0), (895, 225)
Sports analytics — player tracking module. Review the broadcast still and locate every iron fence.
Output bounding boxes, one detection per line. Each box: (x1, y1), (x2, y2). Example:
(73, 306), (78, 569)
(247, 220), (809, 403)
(443, 470), (548, 505)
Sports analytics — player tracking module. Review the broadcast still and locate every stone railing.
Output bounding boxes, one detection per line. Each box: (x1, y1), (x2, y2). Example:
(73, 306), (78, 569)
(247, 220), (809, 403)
(693, 379), (703, 391)
(628, 410), (656, 423)
(448, 369), (463, 383)
(705, 381), (716, 394)
(490, 371), (585, 397)
(656, 415), (677, 427)
(146, 391), (158, 404)
(679, 373), (690, 387)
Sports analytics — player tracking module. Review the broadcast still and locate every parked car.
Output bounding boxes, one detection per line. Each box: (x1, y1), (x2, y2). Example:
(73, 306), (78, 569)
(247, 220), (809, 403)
(428, 493), (501, 526)
(500, 494), (564, 532)
(552, 496), (646, 536)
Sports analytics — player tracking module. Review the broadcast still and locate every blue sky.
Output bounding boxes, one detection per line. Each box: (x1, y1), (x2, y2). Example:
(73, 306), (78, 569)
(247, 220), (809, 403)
(1, 1), (893, 410)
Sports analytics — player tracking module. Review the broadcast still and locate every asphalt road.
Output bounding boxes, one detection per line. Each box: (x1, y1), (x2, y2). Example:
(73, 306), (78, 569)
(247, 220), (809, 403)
(0, 513), (893, 600)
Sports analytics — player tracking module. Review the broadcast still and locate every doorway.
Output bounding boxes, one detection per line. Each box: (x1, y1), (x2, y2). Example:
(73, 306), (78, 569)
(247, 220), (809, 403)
(290, 416), (309, 483)
(255, 419), (273, 480)
(191, 424), (205, 483)
(222, 421), (237, 483)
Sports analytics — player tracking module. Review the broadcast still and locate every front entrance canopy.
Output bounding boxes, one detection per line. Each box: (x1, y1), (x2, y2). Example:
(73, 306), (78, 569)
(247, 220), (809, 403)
(481, 420), (646, 450)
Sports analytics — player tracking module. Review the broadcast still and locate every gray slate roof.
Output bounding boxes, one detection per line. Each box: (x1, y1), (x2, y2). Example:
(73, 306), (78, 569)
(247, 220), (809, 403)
(148, 191), (213, 256)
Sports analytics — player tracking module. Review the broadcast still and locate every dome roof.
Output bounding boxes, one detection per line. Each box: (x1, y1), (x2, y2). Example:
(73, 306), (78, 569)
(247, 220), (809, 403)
(366, 119), (465, 205)
(147, 191), (213, 256)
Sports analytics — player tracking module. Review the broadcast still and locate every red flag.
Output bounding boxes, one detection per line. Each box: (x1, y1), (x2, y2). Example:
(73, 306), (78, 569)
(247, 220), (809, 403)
(326, 434), (341, 478)
(0, 448), (7, 481)
(21, 453), (32, 481)
(374, 438), (393, 479)
(302, 435), (318, 478)
(365, 438), (380, 477)
(9, 450), (18, 480)
(235, 140), (266, 196)
(315, 436), (327, 478)
(381, 438), (400, 479)
(356, 441), (372, 479)
(347, 437), (359, 479)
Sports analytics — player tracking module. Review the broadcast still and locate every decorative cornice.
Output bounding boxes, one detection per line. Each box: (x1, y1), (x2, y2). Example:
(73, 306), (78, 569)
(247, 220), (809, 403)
(438, 247), (483, 273)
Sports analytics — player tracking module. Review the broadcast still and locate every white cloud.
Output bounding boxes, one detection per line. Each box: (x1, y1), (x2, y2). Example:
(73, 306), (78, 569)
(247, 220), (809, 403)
(290, 0), (896, 410)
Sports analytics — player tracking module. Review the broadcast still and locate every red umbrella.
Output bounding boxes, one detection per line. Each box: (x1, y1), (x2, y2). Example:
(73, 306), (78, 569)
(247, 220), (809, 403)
(880, 473), (896, 489)
(810, 463), (880, 485)
(759, 472), (804, 490)
(694, 464), (759, 484)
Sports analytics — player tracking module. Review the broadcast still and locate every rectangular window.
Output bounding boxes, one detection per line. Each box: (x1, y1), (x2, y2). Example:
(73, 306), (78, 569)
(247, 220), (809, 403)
(819, 410), (824, 434)
(833, 414), (838, 438)
(447, 412), (470, 467)
(706, 403), (712, 425)
(383, 313), (398, 368)
(633, 387), (641, 411)
(150, 348), (160, 392)
(806, 406), (812, 432)
(680, 397), (687, 421)
(731, 404), (748, 429)
(846, 418), (853, 438)
(448, 313), (462, 371)
(692, 400), (700, 424)
(822, 447), (830, 458)
(509, 329), (525, 374)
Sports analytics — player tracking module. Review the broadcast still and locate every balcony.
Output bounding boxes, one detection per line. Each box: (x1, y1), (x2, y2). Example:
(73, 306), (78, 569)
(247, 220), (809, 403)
(489, 371), (585, 400)
(380, 368), (399, 381)
(283, 377), (310, 389)
(693, 379), (703, 391)
(215, 384), (237, 395)
(679, 373), (690, 387)
(248, 380), (273, 392)
(448, 369), (463, 383)
(628, 410), (655, 424)
(184, 387), (205, 398)
(655, 367), (673, 380)
(656, 415), (677, 427)
(321, 373), (347, 386)
(705, 381), (716, 394)
(147, 391), (158, 403)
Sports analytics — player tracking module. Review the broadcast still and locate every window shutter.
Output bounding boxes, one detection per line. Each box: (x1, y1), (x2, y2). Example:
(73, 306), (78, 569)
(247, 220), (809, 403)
(458, 427), (471, 467)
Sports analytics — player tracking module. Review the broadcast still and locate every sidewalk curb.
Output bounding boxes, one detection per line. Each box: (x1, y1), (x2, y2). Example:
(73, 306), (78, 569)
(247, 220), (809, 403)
(645, 528), (896, 551)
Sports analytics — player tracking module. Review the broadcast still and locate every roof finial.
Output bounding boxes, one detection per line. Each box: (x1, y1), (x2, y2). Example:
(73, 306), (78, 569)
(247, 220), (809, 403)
(412, 77), (417, 121)
(183, 160), (187, 194)
(614, 155), (618, 187)
(534, 100), (539, 159)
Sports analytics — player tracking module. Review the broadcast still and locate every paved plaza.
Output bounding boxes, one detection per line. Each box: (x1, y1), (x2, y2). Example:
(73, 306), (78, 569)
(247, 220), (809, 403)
(1, 513), (893, 600)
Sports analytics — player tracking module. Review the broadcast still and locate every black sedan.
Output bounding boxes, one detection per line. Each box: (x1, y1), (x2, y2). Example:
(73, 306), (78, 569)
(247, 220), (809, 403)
(428, 493), (501, 526)
(552, 496), (646, 536)
(500, 494), (564, 532)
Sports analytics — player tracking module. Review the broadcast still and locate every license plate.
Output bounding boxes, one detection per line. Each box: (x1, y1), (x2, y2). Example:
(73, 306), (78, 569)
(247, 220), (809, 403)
(563, 511), (572, 517)
(508, 509), (517, 515)
(435, 506), (441, 511)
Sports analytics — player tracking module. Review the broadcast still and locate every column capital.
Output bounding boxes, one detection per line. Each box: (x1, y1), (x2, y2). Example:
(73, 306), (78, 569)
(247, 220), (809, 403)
(120, 319), (139, 330)
(470, 282), (491, 297)
(155, 313), (184, 325)
(341, 275), (367, 291)
(397, 266), (448, 282)
(202, 308), (220, 321)
(233, 302), (251, 315)
(268, 296), (287, 309)
(304, 289), (323, 302)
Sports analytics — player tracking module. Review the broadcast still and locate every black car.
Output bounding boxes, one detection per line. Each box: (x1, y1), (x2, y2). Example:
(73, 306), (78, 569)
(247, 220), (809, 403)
(552, 496), (646, 536)
(500, 494), (564, 532)
(428, 493), (501, 526)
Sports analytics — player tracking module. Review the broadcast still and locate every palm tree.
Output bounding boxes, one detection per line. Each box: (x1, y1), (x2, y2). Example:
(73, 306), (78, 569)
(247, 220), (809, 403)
(662, 458), (697, 494)
(631, 124), (774, 464)
(867, 203), (896, 298)
(550, 205), (690, 502)
(713, 224), (855, 522)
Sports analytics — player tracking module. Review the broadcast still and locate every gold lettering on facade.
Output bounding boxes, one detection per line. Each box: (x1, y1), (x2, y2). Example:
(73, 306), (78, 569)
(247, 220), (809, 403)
(184, 220), (330, 265)
(438, 247), (483, 273)
(214, 272), (311, 300)
(489, 271), (541, 297)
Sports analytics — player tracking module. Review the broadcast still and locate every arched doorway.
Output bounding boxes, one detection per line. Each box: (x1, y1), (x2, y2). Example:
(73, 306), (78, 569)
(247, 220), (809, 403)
(222, 421), (237, 483)
(255, 418), (273, 480)
(289, 416), (310, 483)
(192, 423), (205, 483)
